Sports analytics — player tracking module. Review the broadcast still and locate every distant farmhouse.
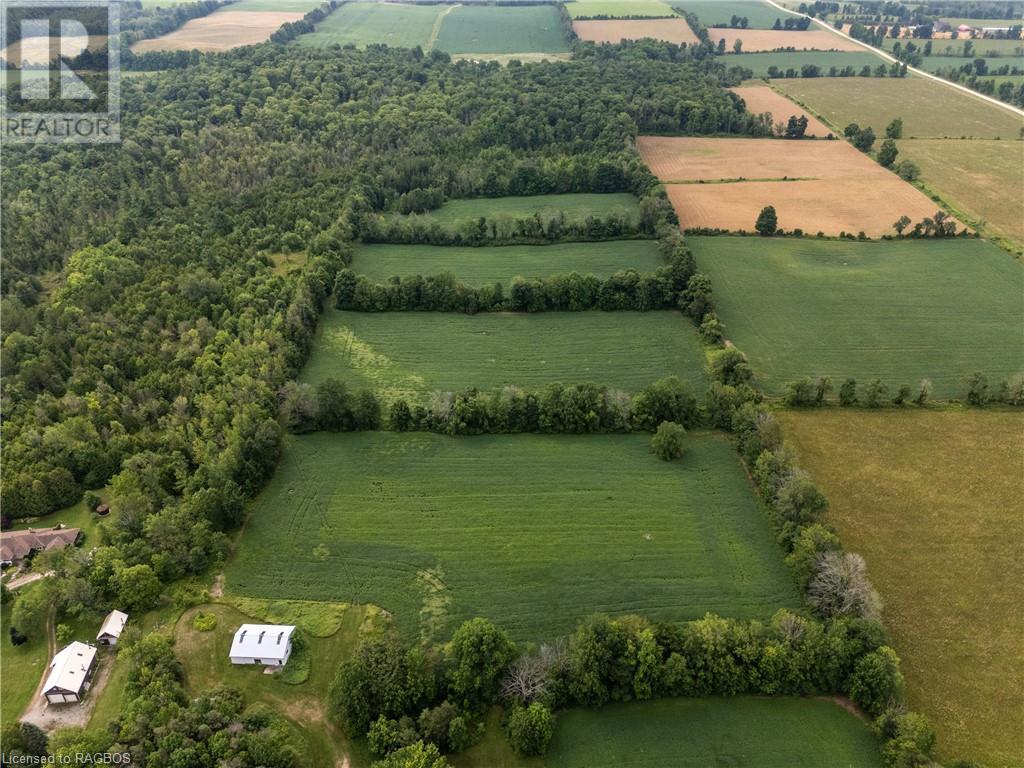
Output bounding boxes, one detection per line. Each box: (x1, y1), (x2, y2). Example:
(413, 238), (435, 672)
(229, 624), (296, 667)
(42, 641), (97, 704)
(0, 527), (81, 566)
(96, 610), (129, 646)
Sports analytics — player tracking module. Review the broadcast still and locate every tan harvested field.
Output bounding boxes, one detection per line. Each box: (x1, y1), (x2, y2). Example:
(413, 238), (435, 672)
(0, 35), (105, 65)
(728, 86), (834, 137)
(131, 10), (303, 52)
(709, 28), (863, 52)
(572, 18), (699, 45)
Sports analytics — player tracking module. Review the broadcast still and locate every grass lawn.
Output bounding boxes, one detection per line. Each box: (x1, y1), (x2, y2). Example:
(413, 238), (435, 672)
(673, 0), (799, 28)
(402, 193), (641, 229)
(896, 138), (1024, 251)
(8, 487), (112, 548)
(690, 236), (1023, 398)
(566, 0), (677, 19)
(727, 51), (887, 77)
(225, 432), (800, 642)
(777, 410), (1024, 767)
(915, 54), (1024, 73)
(0, 584), (50, 726)
(546, 697), (884, 767)
(450, 707), (541, 768)
(773, 76), (1024, 138)
(350, 241), (663, 285)
(295, 2), (444, 49)
(300, 308), (709, 404)
(435, 5), (569, 54)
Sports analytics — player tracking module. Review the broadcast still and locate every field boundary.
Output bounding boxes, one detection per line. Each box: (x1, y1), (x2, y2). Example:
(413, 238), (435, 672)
(425, 2), (457, 53)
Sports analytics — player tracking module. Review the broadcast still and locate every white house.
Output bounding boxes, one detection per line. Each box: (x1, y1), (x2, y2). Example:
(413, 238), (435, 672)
(229, 624), (296, 667)
(42, 641), (97, 704)
(96, 610), (128, 646)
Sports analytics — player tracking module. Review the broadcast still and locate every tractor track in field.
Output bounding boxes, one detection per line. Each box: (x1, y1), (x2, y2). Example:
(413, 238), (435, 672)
(425, 3), (457, 53)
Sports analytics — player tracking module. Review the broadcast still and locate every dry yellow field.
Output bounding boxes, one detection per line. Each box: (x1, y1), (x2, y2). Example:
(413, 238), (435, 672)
(709, 28), (863, 52)
(132, 10), (303, 53)
(731, 86), (834, 135)
(0, 34), (105, 65)
(572, 18), (699, 45)
(777, 410), (1024, 767)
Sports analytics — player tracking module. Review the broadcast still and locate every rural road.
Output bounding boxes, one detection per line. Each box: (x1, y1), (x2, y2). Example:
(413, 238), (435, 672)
(762, 0), (1024, 118)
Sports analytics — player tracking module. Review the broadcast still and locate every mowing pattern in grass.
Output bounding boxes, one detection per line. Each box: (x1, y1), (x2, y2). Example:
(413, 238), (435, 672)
(226, 433), (801, 641)
(295, 2), (444, 49)
(725, 50), (887, 76)
(350, 241), (663, 286)
(777, 411), (1024, 767)
(673, 0), (800, 29)
(690, 237), (1023, 398)
(546, 697), (885, 767)
(566, 0), (677, 20)
(774, 76), (1024, 138)
(434, 5), (569, 54)
(401, 193), (641, 228)
(301, 308), (709, 403)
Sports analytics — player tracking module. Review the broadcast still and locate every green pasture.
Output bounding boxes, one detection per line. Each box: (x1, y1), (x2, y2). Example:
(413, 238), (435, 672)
(435, 4), (570, 54)
(690, 236), (1024, 398)
(295, 2), (443, 49)
(402, 193), (641, 228)
(673, 0), (800, 29)
(350, 241), (663, 286)
(566, 0), (677, 20)
(225, 432), (801, 641)
(546, 697), (885, 767)
(300, 308), (709, 403)
(727, 50), (887, 76)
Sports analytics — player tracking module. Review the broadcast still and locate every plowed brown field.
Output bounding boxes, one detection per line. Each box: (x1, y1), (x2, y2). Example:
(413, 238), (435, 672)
(728, 86), (834, 136)
(709, 28), (863, 51)
(572, 18), (699, 45)
(132, 10), (302, 52)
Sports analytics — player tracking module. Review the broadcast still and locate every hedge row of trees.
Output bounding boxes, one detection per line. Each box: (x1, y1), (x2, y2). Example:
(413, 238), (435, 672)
(784, 373), (1024, 408)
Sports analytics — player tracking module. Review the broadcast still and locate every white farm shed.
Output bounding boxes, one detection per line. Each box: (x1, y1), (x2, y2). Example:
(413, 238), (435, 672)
(96, 610), (128, 646)
(42, 642), (97, 704)
(229, 624), (296, 667)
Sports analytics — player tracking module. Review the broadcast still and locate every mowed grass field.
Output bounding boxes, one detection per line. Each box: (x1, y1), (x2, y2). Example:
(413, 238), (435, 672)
(690, 237), (1023, 398)
(225, 432), (801, 641)
(726, 51), (887, 76)
(777, 411), (1024, 767)
(295, 2), (443, 49)
(672, 0), (798, 28)
(566, 0), (677, 19)
(435, 5), (569, 54)
(896, 138), (1024, 250)
(406, 193), (641, 228)
(301, 308), (710, 403)
(350, 241), (664, 285)
(774, 76), (1024, 138)
(547, 698), (884, 767)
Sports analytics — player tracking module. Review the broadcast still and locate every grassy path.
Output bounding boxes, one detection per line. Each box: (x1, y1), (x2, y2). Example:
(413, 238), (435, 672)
(426, 3), (457, 52)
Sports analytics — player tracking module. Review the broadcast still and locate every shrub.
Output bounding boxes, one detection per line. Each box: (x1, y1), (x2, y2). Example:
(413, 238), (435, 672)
(895, 160), (920, 181)
(651, 421), (686, 461)
(368, 715), (419, 757)
(838, 378), (858, 406)
(712, 348), (753, 386)
(848, 646), (904, 717)
(192, 612), (217, 631)
(507, 702), (555, 756)
(808, 552), (882, 622)
(56, 624), (72, 645)
(966, 372), (988, 406)
(370, 740), (451, 768)
(875, 709), (936, 768)
(447, 618), (517, 709)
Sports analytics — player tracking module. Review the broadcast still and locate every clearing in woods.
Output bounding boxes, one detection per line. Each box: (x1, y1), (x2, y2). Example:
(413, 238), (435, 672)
(773, 76), (1024, 138)
(571, 18), (699, 45)
(728, 86), (834, 136)
(672, 0), (800, 29)
(689, 236), (1024, 398)
(396, 193), (641, 228)
(708, 29), (864, 52)
(350, 241), (664, 286)
(566, 0), (677, 19)
(547, 698), (884, 767)
(725, 50), (887, 76)
(434, 5), (570, 54)
(131, 10), (303, 52)
(777, 410), (1024, 767)
(295, 2), (444, 49)
(300, 307), (710, 404)
(895, 139), (1024, 251)
(224, 432), (802, 641)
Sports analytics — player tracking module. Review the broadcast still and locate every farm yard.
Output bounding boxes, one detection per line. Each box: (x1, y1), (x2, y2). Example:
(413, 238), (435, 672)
(300, 308), (710, 403)
(689, 236), (1023, 397)
(572, 18), (699, 45)
(672, 0), (800, 29)
(778, 411), (1024, 767)
(131, 9), (303, 52)
(225, 432), (801, 641)
(350, 241), (664, 286)
(707, 29), (864, 52)
(728, 85), (834, 136)
(773, 76), (1024, 138)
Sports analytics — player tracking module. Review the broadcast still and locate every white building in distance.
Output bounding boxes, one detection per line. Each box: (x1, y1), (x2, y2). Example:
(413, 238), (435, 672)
(229, 624), (296, 667)
(42, 642), (97, 704)
(96, 610), (128, 646)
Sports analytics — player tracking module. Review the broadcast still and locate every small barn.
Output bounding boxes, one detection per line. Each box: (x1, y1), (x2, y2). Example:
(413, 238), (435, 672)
(229, 624), (296, 667)
(96, 610), (128, 646)
(42, 642), (97, 704)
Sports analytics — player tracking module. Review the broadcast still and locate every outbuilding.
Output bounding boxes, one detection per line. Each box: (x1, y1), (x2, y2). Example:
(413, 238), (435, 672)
(96, 610), (128, 646)
(229, 624), (296, 667)
(42, 642), (97, 704)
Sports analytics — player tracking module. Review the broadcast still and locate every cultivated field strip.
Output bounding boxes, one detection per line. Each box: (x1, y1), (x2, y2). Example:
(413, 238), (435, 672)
(708, 29), (864, 52)
(225, 433), (801, 640)
(728, 86), (834, 136)
(572, 18), (699, 45)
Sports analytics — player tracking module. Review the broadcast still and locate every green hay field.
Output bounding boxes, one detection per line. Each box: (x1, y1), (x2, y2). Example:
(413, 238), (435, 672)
(295, 2), (443, 49)
(566, 0), (677, 20)
(727, 50), (887, 77)
(547, 698), (884, 767)
(435, 4), (569, 54)
(673, 0), (799, 29)
(402, 193), (641, 228)
(778, 410), (1024, 767)
(301, 308), (710, 403)
(689, 236), (1024, 398)
(225, 432), (801, 641)
(773, 76), (1024, 138)
(896, 138), (1024, 250)
(350, 241), (663, 285)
